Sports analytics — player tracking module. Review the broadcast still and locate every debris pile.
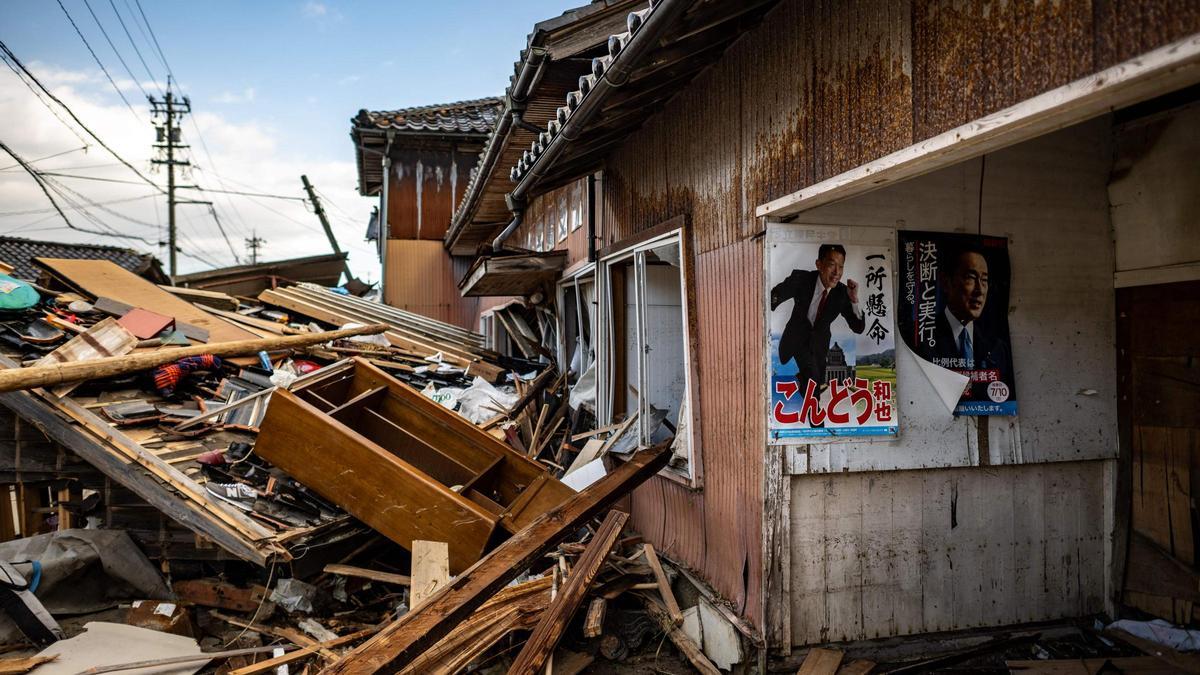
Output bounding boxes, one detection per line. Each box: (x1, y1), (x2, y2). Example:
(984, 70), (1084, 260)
(0, 254), (732, 673)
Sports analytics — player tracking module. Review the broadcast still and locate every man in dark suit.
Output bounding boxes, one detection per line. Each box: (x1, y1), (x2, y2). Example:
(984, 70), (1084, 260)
(771, 244), (866, 392)
(928, 247), (1012, 400)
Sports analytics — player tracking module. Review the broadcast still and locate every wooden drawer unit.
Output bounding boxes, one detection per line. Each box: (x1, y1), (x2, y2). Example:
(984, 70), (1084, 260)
(255, 358), (574, 573)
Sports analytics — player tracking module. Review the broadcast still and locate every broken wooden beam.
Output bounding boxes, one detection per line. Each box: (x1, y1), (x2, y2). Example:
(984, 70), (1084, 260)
(320, 444), (671, 675)
(644, 543), (683, 626)
(641, 595), (720, 675)
(321, 565), (410, 586)
(0, 324), (388, 393)
(508, 509), (628, 675)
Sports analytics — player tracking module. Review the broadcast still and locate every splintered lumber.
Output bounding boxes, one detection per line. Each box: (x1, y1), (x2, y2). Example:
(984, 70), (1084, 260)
(322, 565), (410, 586)
(583, 597), (606, 638)
(797, 648), (845, 675)
(0, 323), (387, 394)
(320, 444), (671, 675)
(174, 579), (272, 613)
(642, 595), (720, 675)
(508, 510), (629, 675)
(644, 543), (683, 626)
(399, 576), (552, 675)
(79, 646), (288, 675)
(226, 630), (374, 675)
(410, 541), (450, 609)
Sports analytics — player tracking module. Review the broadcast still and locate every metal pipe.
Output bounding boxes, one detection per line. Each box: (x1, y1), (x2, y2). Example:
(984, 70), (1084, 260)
(492, 207), (524, 252)
(587, 172), (598, 262)
(379, 130), (394, 300)
(509, 0), (692, 201)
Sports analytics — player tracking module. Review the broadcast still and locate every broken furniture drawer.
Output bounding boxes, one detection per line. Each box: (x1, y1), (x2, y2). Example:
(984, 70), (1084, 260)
(255, 358), (574, 573)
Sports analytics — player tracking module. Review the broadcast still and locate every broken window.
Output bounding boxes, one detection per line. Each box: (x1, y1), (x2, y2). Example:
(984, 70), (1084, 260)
(558, 268), (597, 413)
(597, 231), (694, 479)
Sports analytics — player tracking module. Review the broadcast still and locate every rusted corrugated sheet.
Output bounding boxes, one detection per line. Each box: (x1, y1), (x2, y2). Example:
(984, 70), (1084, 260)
(911, 0), (1094, 140)
(387, 147), (477, 241)
(509, 178), (588, 260)
(383, 240), (479, 329)
(1094, 0), (1200, 68)
(629, 236), (765, 623)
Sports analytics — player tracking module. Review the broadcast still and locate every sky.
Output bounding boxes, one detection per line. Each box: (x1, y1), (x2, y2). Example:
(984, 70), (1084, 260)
(0, 0), (576, 282)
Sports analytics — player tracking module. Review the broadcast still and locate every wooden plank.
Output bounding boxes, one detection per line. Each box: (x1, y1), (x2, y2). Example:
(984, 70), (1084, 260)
(160, 284), (240, 311)
(322, 565), (410, 586)
(173, 579), (272, 613)
(197, 304), (303, 335)
(1104, 628), (1200, 674)
(0, 655), (55, 675)
(34, 258), (257, 344)
(398, 576), (551, 675)
(410, 540), (450, 609)
(508, 510), (628, 674)
(582, 597), (606, 638)
(226, 629), (374, 675)
(641, 595), (720, 675)
(797, 648), (845, 675)
(644, 543), (683, 626)
(757, 34), (1200, 218)
(320, 444), (670, 675)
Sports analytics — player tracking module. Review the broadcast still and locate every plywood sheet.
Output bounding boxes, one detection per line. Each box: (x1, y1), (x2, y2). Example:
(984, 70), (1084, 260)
(33, 259), (256, 345)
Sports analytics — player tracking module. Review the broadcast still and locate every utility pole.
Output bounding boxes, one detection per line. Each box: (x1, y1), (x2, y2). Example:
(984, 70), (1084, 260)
(300, 174), (353, 284)
(245, 231), (265, 265)
(150, 78), (191, 277)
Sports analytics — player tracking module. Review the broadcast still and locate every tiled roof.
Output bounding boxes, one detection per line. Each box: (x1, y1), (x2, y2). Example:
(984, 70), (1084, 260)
(353, 97), (502, 135)
(0, 236), (167, 283)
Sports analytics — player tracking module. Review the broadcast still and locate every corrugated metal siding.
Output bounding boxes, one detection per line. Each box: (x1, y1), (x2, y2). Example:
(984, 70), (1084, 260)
(629, 236), (765, 621)
(383, 240), (478, 329)
(592, 0), (1200, 635)
(387, 146), (477, 241)
(510, 178), (589, 264)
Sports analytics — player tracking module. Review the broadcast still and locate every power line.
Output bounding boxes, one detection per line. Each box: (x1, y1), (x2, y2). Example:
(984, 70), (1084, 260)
(132, 0), (173, 79)
(56, 0), (141, 120)
(206, 203), (241, 264)
(183, 185), (305, 201)
(0, 146), (89, 172)
(80, 0), (150, 100)
(0, 138), (158, 248)
(39, 171), (161, 187)
(0, 40), (163, 193)
(0, 191), (157, 217)
(106, 0), (163, 95)
(0, 53), (92, 147)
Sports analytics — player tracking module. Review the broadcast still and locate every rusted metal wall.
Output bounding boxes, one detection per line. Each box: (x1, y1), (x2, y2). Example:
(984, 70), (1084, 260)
(627, 236), (766, 622)
(594, 0), (1200, 637)
(383, 240), (479, 329)
(386, 146), (477, 241)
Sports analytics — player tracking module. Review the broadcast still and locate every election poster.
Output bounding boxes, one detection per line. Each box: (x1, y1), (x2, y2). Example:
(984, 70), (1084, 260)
(896, 230), (1017, 416)
(766, 225), (898, 442)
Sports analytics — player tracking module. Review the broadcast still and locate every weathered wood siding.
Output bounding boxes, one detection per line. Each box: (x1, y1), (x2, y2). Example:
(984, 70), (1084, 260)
(511, 178), (590, 267)
(587, 0), (1197, 637)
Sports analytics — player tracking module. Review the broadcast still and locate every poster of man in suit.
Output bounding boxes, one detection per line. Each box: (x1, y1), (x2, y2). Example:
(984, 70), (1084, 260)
(767, 226), (898, 442)
(897, 230), (1016, 416)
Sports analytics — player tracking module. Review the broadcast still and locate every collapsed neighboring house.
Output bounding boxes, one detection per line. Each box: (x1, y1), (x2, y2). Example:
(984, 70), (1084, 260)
(367, 0), (1200, 663)
(0, 237), (168, 285)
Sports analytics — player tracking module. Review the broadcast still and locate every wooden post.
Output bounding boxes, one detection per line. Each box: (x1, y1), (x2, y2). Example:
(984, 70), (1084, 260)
(0, 485), (15, 541)
(0, 324), (389, 394)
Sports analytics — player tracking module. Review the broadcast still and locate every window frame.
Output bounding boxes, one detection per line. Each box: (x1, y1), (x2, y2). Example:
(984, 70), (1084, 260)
(596, 227), (700, 487)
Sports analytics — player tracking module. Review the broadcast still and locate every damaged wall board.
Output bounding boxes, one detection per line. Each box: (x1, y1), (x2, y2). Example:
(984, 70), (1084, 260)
(255, 358), (574, 573)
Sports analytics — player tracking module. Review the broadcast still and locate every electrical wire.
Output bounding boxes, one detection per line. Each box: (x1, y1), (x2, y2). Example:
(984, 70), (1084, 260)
(106, 0), (163, 95)
(0, 191), (157, 217)
(132, 0), (173, 80)
(0, 53), (92, 148)
(0, 138), (158, 248)
(206, 203), (241, 264)
(80, 0), (150, 101)
(38, 171), (161, 187)
(56, 0), (141, 120)
(0, 40), (164, 193)
(0, 146), (89, 172)
(186, 185), (305, 201)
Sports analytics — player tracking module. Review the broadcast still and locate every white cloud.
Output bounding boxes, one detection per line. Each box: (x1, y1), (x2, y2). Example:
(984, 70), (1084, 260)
(0, 63), (379, 284)
(213, 87), (256, 104)
(302, 1), (327, 17)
